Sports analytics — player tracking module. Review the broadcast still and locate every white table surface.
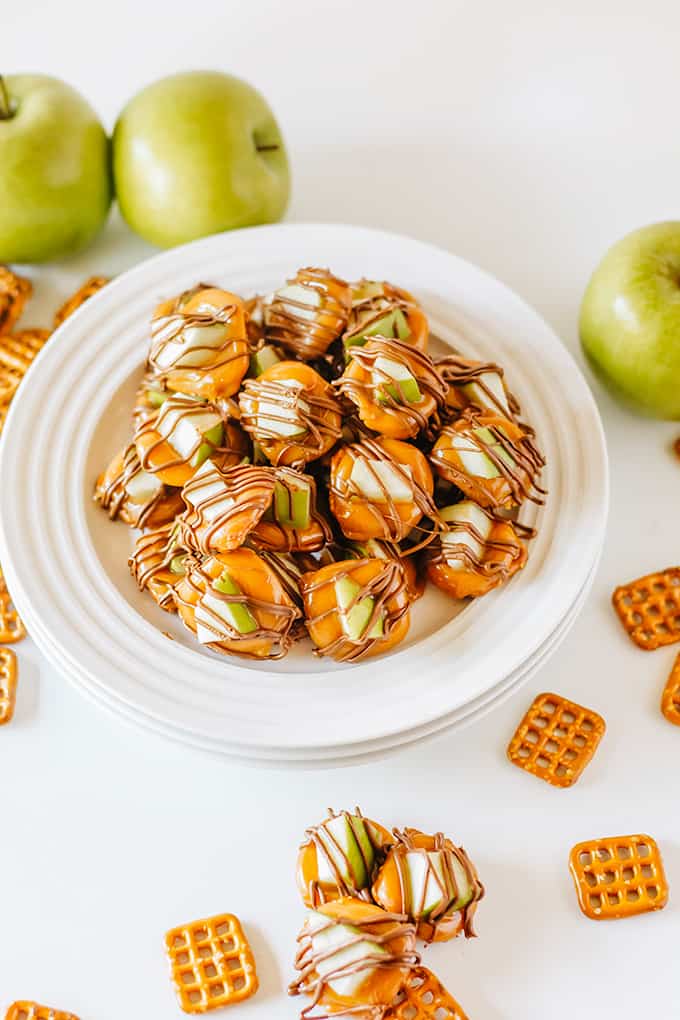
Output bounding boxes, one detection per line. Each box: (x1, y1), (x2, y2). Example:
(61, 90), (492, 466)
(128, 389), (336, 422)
(3, 2), (680, 1017)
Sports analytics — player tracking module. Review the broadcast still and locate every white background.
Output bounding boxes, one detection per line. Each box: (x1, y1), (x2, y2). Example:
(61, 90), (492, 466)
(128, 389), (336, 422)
(2, 2), (680, 1017)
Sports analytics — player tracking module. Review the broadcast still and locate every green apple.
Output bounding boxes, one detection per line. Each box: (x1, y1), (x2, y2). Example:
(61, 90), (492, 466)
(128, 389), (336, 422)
(580, 222), (680, 419)
(350, 458), (413, 502)
(113, 71), (290, 248)
(439, 501), (491, 569)
(0, 74), (111, 262)
(315, 813), (377, 890)
(373, 355), (422, 404)
(156, 397), (224, 467)
(335, 576), (384, 641)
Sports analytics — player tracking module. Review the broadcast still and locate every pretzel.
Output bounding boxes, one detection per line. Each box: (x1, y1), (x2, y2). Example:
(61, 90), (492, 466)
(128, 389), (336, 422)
(507, 692), (605, 787)
(0, 266), (32, 334)
(385, 967), (469, 1020)
(0, 397), (9, 436)
(165, 912), (258, 1013)
(0, 647), (18, 724)
(0, 565), (26, 643)
(0, 328), (51, 403)
(569, 834), (668, 920)
(612, 566), (680, 650)
(661, 652), (680, 726)
(4, 1004), (79, 1020)
(53, 275), (109, 328)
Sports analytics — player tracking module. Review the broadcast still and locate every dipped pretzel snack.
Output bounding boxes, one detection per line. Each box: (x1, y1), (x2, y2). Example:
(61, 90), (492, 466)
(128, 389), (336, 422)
(93, 265), (544, 663)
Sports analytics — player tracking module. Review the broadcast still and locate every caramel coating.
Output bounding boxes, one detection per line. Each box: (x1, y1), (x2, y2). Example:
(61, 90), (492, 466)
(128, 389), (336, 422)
(426, 512), (526, 599)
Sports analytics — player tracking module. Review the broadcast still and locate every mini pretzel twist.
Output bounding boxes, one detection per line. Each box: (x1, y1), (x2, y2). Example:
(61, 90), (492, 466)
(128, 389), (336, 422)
(507, 692), (605, 787)
(4, 1003), (80, 1020)
(165, 912), (259, 1013)
(569, 834), (668, 920)
(661, 652), (680, 726)
(612, 567), (680, 650)
(385, 967), (469, 1020)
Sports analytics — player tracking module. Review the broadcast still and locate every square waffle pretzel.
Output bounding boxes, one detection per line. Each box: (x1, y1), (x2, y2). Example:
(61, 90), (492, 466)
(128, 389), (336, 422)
(612, 566), (680, 650)
(5, 1003), (80, 1020)
(507, 692), (605, 787)
(53, 276), (109, 329)
(661, 652), (680, 726)
(0, 266), (32, 334)
(165, 912), (259, 1013)
(386, 967), (469, 1020)
(0, 647), (18, 724)
(569, 834), (669, 920)
(0, 328), (51, 404)
(0, 564), (26, 643)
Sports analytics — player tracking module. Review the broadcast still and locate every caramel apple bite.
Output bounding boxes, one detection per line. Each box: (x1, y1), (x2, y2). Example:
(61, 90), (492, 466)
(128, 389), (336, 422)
(249, 467), (333, 553)
(330, 437), (437, 543)
(174, 548), (300, 660)
(337, 338), (446, 440)
(289, 897), (419, 1018)
(148, 286), (250, 401)
(135, 395), (248, 487)
(429, 409), (545, 510)
(436, 354), (520, 420)
(343, 279), (429, 355)
(264, 267), (352, 361)
(372, 828), (484, 943)
(94, 443), (183, 529)
(128, 522), (188, 612)
(239, 360), (342, 468)
(179, 460), (276, 554)
(426, 502), (527, 599)
(301, 558), (410, 662)
(347, 539), (424, 601)
(297, 809), (393, 908)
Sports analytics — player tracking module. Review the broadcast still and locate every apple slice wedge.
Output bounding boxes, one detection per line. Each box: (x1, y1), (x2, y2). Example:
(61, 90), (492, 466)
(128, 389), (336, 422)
(350, 459), (414, 503)
(439, 502), (492, 570)
(308, 909), (389, 999)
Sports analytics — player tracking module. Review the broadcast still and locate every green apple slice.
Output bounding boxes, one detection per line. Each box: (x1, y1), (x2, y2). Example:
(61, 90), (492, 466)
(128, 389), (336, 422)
(447, 430), (499, 479)
(257, 379), (308, 438)
(335, 576), (384, 641)
(345, 307), (410, 350)
(309, 910), (389, 999)
(373, 355), (422, 404)
(191, 421), (224, 468)
(448, 851), (476, 911)
(182, 460), (235, 523)
(439, 502), (492, 570)
(462, 371), (510, 417)
(405, 850), (450, 918)
(157, 397), (224, 462)
(473, 426), (517, 470)
(153, 320), (230, 371)
(273, 477), (311, 529)
(169, 554), (187, 575)
(274, 283), (321, 321)
(249, 344), (282, 377)
(146, 387), (168, 408)
(125, 468), (163, 505)
(351, 280), (385, 303)
(195, 571), (258, 642)
(350, 458), (413, 503)
(316, 813), (376, 889)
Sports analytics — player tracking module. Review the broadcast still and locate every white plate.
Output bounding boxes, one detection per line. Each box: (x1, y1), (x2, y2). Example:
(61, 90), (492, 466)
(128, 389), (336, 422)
(0, 224), (608, 758)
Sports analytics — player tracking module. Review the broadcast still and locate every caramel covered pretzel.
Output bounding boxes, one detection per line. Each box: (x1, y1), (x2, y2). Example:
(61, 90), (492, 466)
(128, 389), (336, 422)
(612, 566), (680, 650)
(0, 266), (32, 334)
(53, 275), (109, 328)
(661, 652), (680, 726)
(5, 1004), (79, 1020)
(165, 912), (258, 1013)
(0, 647), (18, 724)
(0, 565), (26, 643)
(264, 266), (352, 361)
(385, 967), (469, 1020)
(507, 692), (605, 788)
(569, 835), (668, 920)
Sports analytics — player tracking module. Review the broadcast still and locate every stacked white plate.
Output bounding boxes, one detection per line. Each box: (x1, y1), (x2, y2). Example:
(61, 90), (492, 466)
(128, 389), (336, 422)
(0, 224), (608, 766)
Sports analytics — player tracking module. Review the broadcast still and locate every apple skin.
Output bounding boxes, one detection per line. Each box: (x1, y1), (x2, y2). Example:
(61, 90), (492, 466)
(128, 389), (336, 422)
(0, 75), (112, 263)
(580, 221), (680, 419)
(113, 71), (290, 248)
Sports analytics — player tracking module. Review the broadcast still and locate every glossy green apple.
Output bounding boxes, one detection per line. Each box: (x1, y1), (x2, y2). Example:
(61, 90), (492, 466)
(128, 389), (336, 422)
(0, 74), (111, 262)
(580, 222), (680, 419)
(113, 71), (290, 248)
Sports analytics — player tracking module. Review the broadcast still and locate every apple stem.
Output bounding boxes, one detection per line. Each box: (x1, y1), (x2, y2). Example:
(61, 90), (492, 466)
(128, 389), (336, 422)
(256, 143), (280, 153)
(0, 76), (11, 120)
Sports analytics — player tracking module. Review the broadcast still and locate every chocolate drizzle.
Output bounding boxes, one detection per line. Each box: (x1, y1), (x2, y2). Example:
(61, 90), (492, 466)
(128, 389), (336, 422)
(289, 907), (419, 1018)
(265, 267), (351, 360)
(302, 559), (409, 663)
(239, 377), (342, 468)
(251, 468), (334, 553)
(337, 338), (447, 436)
(431, 410), (546, 508)
(135, 395), (229, 476)
(175, 553), (300, 660)
(180, 462), (275, 554)
(428, 505), (525, 577)
(436, 354), (521, 420)
(94, 443), (182, 529)
(148, 299), (247, 382)
(386, 829), (484, 941)
(330, 439), (443, 544)
(305, 808), (386, 906)
(128, 524), (183, 611)
(343, 281), (414, 348)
